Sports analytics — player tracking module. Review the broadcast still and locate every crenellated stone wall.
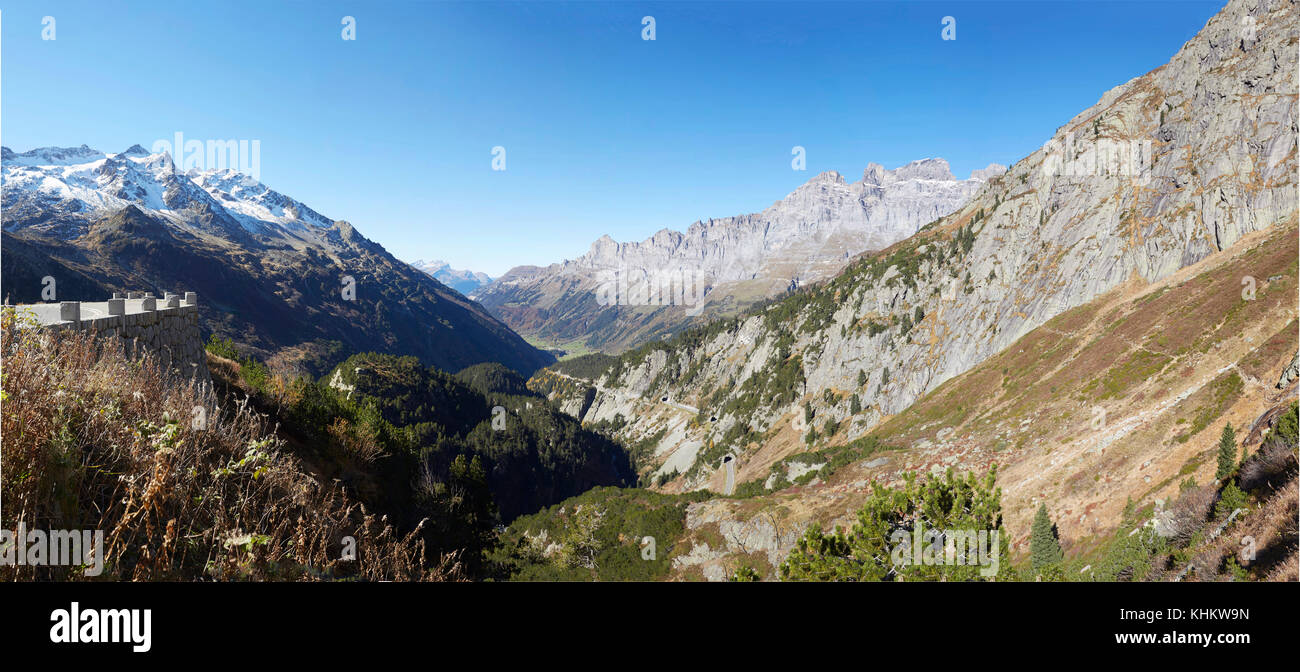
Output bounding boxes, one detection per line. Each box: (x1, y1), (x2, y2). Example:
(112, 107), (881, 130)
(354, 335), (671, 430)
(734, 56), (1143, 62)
(21, 291), (210, 387)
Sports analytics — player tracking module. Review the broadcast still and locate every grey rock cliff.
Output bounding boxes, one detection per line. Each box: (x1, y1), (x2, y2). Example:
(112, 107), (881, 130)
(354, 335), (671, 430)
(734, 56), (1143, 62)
(475, 158), (1002, 351)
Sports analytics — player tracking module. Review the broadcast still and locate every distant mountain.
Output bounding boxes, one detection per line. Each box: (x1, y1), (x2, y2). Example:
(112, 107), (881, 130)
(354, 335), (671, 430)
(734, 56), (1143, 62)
(409, 259), (494, 295)
(473, 158), (1003, 353)
(1, 145), (554, 376)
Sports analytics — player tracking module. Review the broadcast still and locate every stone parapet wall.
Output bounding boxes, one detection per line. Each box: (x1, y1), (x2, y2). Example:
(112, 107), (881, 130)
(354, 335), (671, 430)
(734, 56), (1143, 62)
(33, 292), (211, 388)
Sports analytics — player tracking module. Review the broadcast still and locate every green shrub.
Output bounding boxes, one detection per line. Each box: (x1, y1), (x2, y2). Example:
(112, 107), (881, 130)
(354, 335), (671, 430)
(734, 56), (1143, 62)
(493, 487), (711, 581)
(780, 467), (1007, 581)
(1214, 481), (1248, 520)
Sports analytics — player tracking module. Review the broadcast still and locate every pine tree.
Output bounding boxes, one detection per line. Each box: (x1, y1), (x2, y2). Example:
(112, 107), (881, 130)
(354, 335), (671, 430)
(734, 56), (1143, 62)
(1030, 503), (1063, 573)
(780, 467), (1007, 581)
(850, 393), (862, 415)
(857, 370), (867, 387)
(1216, 423), (1237, 480)
(1121, 497), (1137, 527)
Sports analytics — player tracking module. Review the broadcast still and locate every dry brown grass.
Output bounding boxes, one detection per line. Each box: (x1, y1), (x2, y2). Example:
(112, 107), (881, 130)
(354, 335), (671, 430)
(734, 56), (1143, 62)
(1264, 550), (1298, 581)
(1, 309), (461, 581)
(1240, 424), (1299, 493)
(1165, 484), (1218, 548)
(1182, 478), (1298, 582)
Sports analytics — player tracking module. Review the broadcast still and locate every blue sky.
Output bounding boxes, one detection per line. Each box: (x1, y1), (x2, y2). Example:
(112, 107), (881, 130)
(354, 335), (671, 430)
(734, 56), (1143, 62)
(3, 0), (1222, 276)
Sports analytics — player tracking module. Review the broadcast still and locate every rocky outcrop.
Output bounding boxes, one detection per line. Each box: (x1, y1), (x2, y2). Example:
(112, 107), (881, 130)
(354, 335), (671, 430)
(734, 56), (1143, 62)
(672, 503), (808, 581)
(1278, 352), (1299, 389)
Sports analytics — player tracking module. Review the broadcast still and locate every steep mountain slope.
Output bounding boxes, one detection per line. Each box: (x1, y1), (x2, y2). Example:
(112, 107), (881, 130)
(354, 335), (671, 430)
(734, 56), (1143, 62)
(528, 216), (1296, 581)
(661, 222), (1297, 580)
(1, 306), (452, 581)
(410, 259), (494, 295)
(534, 0), (1296, 495)
(1, 146), (554, 375)
(316, 354), (635, 522)
(474, 158), (1003, 354)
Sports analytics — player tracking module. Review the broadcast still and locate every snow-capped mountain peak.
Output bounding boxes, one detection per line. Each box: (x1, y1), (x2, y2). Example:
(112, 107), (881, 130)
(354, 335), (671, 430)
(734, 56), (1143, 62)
(1, 144), (106, 167)
(409, 259), (495, 295)
(187, 168), (334, 232)
(2, 143), (335, 240)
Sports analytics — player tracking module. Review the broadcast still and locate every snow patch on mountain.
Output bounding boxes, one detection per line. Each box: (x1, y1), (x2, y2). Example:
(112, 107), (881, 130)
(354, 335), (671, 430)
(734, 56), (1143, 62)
(2, 144), (335, 241)
(409, 259), (494, 295)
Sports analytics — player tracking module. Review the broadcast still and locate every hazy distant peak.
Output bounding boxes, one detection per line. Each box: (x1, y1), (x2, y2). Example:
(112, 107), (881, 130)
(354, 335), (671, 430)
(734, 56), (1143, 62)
(893, 158), (954, 182)
(861, 158), (962, 186)
(2, 144), (105, 167)
(409, 258), (495, 295)
(970, 163), (1008, 181)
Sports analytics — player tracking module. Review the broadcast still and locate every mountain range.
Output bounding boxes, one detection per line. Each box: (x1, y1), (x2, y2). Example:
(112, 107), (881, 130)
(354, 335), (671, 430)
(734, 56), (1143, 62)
(409, 259), (494, 295)
(473, 158), (1004, 354)
(1, 145), (553, 375)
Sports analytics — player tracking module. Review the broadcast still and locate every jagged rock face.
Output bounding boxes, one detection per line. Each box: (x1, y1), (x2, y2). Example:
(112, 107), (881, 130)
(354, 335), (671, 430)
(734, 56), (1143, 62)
(474, 158), (1003, 352)
(569, 0), (1298, 487)
(563, 158), (997, 286)
(1279, 352), (1299, 388)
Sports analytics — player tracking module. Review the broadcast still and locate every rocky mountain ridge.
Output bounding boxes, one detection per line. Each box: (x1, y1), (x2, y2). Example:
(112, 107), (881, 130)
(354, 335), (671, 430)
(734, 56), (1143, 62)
(474, 158), (1004, 353)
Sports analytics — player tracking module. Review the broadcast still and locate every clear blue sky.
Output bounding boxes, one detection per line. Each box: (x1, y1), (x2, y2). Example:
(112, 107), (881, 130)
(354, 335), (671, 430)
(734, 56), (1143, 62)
(2, 0), (1223, 276)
